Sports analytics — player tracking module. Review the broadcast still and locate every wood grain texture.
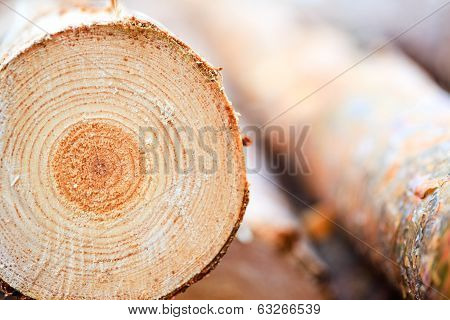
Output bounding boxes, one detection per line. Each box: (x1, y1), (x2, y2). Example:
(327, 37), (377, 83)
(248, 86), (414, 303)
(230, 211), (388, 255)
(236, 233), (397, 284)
(0, 4), (248, 300)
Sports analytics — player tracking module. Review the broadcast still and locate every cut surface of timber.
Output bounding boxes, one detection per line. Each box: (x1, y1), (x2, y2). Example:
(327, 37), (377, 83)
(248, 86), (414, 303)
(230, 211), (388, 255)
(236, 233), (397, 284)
(0, 10), (248, 299)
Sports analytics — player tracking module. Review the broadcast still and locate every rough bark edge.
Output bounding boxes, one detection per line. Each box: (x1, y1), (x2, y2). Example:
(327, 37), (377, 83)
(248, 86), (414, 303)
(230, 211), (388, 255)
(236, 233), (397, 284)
(0, 17), (249, 300)
(161, 185), (249, 300)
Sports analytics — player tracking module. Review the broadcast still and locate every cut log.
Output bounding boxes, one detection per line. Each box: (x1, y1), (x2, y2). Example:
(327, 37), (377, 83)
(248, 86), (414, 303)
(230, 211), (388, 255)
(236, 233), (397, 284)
(178, 0), (450, 299)
(0, 1), (248, 299)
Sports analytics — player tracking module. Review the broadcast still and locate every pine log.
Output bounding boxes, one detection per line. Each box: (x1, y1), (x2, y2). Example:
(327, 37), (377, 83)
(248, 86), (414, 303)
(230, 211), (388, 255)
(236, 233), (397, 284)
(0, 1), (248, 299)
(179, 0), (450, 299)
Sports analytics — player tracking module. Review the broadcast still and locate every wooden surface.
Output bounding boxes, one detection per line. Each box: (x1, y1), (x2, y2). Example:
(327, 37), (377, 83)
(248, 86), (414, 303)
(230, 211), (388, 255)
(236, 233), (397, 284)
(0, 2), (248, 299)
(2, 0), (444, 300)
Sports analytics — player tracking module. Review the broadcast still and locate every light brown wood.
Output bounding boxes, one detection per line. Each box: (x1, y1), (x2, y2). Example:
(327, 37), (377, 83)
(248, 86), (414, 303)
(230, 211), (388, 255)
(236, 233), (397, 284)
(0, 3), (248, 299)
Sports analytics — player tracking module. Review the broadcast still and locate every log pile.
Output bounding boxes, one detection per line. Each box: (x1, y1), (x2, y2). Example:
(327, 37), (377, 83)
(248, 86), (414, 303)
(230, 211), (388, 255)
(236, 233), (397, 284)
(1, 0), (448, 300)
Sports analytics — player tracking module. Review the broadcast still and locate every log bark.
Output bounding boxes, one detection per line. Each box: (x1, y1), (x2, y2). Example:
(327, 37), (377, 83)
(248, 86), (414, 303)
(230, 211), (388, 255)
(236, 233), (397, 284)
(0, 1), (248, 299)
(178, 0), (450, 299)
